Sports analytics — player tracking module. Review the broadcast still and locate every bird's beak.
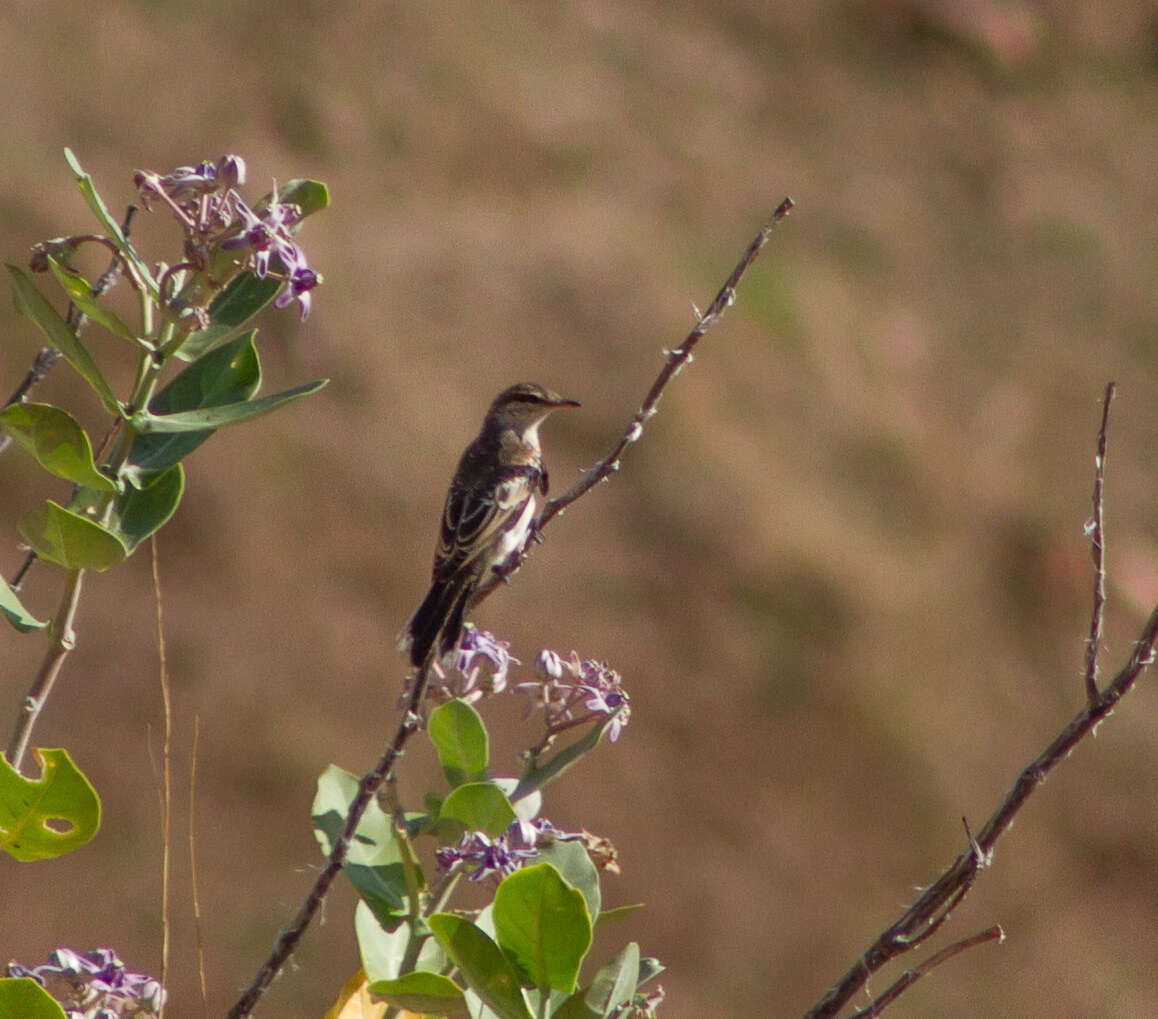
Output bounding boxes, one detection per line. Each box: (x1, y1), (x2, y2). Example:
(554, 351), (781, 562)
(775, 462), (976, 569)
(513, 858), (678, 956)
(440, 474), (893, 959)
(542, 389), (580, 409)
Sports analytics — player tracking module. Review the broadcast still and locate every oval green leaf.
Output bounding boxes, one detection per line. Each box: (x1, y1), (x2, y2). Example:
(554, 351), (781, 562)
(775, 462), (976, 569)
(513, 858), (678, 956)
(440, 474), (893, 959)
(427, 914), (532, 1019)
(18, 500), (127, 571)
(368, 971), (468, 1016)
(0, 748), (101, 861)
(537, 840), (601, 923)
(493, 863), (592, 994)
(440, 782), (516, 837)
(0, 402), (116, 491)
(428, 699), (489, 787)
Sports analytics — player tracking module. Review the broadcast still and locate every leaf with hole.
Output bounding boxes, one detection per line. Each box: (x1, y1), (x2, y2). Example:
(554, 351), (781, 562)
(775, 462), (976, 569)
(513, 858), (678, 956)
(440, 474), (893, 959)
(0, 748), (101, 861)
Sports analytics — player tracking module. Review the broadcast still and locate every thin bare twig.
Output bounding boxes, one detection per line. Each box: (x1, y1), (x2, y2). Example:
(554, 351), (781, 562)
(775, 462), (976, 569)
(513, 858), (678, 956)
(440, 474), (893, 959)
(151, 536), (172, 1013)
(226, 203), (794, 1016)
(841, 925), (1004, 1018)
(190, 715), (208, 1007)
(473, 197), (795, 605)
(1083, 381), (1115, 703)
(804, 389), (1158, 1019)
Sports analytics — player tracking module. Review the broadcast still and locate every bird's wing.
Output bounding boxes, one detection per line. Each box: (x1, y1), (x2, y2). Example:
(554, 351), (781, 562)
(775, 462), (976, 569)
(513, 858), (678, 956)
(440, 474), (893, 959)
(434, 466), (540, 580)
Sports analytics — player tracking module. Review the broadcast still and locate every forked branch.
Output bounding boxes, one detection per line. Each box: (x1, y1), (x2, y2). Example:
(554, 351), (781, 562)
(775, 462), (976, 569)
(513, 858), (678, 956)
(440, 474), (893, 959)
(805, 382), (1158, 1018)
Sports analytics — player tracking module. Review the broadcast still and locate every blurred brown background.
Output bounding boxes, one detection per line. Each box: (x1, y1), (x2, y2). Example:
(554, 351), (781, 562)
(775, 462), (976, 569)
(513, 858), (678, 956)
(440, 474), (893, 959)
(3, 1), (1158, 1016)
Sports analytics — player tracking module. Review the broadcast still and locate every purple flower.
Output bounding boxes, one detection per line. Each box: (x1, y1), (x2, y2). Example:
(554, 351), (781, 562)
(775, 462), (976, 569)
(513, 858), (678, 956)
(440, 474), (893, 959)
(425, 627), (517, 704)
(135, 155), (321, 320)
(6, 948), (165, 1017)
(517, 650), (630, 740)
(436, 818), (583, 882)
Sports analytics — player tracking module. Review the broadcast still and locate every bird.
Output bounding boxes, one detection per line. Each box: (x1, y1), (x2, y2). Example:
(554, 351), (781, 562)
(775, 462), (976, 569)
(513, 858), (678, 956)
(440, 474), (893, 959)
(398, 382), (580, 668)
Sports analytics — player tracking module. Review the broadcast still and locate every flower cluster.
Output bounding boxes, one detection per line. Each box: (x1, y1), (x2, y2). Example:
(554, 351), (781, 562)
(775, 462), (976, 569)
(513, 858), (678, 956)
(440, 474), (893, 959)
(448, 626), (516, 701)
(521, 649), (630, 743)
(610, 987), (665, 1018)
(6, 948), (165, 1018)
(435, 818), (585, 883)
(134, 155), (320, 320)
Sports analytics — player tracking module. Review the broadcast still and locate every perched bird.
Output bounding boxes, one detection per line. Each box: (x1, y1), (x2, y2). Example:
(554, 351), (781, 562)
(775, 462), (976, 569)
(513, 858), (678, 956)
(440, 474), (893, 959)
(398, 382), (580, 668)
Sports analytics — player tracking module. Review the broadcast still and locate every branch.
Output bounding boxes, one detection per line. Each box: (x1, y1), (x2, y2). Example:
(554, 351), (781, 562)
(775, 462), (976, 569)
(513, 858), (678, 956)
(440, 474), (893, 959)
(5, 568), (86, 771)
(473, 197), (795, 604)
(804, 385), (1158, 1019)
(227, 202), (795, 1015)
(841, 925), (1005, 1018)
(225, 660), (434, 1019)
(1082, 381), (1115, 703)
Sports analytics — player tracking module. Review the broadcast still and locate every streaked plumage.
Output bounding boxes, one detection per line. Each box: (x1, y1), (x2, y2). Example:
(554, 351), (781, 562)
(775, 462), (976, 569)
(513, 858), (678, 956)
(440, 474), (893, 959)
(398, 382), (580, 668)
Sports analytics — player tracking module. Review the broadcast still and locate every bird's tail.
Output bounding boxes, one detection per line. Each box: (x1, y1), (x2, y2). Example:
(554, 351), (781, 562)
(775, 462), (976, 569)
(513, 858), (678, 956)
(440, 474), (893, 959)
(397, 577), (472, 668)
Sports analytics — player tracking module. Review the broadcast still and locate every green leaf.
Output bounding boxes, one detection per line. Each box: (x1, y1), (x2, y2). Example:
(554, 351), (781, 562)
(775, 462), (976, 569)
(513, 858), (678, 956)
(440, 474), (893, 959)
(7, 264), (122, 416)
(427, 914), (532, 1019)
(110, 463), (185, 552)
(355, 900), (408, 983)
(0, 574), (47, 632)
(368, 971), (468, 1016)
(0, 978), (69, 1018)
(267, 178), (331, 219)
(493, 863), (592, 994)
(356, 899), (446, 986)
(131, 377), (327, 433)
(18, 500), (127, 571)
(584, 943), (640, 1017)
(179, 274), (284, 361)
(0, 748), (101, 860)
(429, 699), (489, 787)
(593, 903), (645, 930)
(440, 782), (516, 837)
(63, 148), (155, 296)
(511, 710), (623, 803)
(636, 957), (665, 988)
(537, 840), (600, 924)
(312, 765), (413, 931)
(0, 402), (116, 492)
(123, 331), (261, 484)
(45, 256), (140, 345)
(550, 991), (600, 1019)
